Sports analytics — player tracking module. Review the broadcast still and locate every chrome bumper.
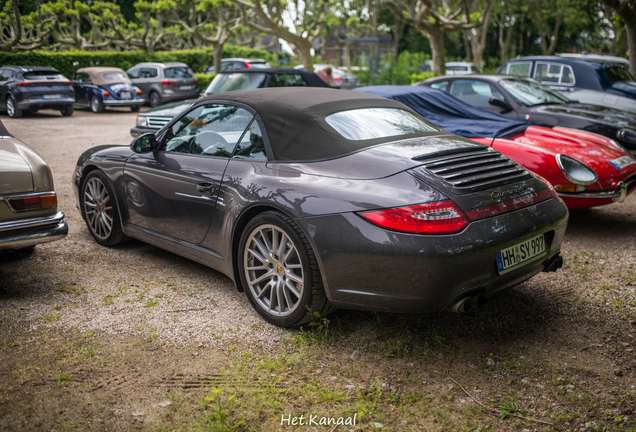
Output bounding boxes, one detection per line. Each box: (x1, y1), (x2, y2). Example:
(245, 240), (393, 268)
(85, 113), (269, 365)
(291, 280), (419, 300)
(557, 181), (628, 202)
(104, 99), (145, 106)
(0, 211), (68, 250)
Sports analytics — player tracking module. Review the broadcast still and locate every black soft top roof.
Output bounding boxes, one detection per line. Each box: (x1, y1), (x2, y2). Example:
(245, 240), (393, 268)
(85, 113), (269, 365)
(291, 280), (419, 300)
(217, 67), (331, 89)
(197, 87), (440, 161)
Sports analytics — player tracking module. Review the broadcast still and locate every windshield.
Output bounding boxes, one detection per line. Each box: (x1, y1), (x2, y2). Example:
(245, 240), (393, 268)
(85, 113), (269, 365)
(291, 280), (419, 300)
(24, 71), (65, 80)
(499, 79), (570, 106)
(326, 108), (439, 140)
(205, 73), (267, 95)
(604, 66), (635, 84)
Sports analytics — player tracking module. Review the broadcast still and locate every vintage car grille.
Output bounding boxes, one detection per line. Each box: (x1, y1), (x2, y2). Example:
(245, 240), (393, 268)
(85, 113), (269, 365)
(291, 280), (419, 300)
(146, 116), (171, 129)
(411, 147), (531, 194)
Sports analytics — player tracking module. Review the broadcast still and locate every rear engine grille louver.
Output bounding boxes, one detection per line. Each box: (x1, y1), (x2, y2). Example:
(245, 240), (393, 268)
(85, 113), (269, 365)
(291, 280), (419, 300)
(411, 147), (531, 194)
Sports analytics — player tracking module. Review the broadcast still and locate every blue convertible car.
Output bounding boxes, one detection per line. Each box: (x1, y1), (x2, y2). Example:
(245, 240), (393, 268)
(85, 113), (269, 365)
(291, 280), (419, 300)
(72, 67), (145, 113)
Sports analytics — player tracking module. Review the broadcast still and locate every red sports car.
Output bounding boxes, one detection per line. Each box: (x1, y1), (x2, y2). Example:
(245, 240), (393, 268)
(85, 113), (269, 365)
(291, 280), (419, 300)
(356, 86), (636, 209)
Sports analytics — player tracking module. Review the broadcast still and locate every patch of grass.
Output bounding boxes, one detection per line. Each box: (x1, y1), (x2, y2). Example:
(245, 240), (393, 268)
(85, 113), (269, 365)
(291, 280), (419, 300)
(58, 373), (72, 388)
(35, 314), (60, 323)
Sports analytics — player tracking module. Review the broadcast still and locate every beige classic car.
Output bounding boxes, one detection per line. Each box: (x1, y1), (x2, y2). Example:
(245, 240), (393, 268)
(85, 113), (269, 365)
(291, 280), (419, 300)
(0, 120), (67, 254)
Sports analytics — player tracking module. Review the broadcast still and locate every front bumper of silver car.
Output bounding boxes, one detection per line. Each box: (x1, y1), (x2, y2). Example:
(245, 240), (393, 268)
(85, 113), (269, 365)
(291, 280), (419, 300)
(0, 211), (68, 250)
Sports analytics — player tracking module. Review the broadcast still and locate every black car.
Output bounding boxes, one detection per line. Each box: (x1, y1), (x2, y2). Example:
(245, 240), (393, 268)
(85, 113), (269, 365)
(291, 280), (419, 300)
(0, 66), (75, 118)
(497, 55), (636, 115)
(130, 68), (330, 137)
(421, 75), (636, 154)
(74, 87), (568, 327)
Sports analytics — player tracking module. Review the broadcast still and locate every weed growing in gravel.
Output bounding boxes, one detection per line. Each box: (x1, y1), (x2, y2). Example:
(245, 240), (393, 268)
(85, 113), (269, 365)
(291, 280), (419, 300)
(36, 314), (60, 322)
(57, 373), (71, 387)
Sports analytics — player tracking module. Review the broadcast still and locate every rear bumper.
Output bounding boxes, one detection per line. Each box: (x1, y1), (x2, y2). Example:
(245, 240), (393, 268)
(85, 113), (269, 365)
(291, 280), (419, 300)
(0, 211), (68, 250)
(302, 198), (569, 314)
(104, 99), (145, 107)
(17, 97), (74, 110)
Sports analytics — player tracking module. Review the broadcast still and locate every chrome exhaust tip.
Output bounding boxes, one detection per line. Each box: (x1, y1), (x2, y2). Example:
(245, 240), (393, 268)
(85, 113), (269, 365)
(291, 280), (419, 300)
(448, 297), (473, 314)
(473, 293), (486, 309)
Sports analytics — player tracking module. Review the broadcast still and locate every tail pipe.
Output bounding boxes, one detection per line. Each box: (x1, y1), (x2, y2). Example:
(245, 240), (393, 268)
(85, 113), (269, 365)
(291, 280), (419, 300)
(542, 253), (563, 273)
(448, 292), (487, 314)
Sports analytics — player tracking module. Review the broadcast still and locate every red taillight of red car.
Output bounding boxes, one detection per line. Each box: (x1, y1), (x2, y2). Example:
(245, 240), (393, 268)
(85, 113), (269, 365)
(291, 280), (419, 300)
(360, 201), (469, 234)
(8, 194), (57, 211)
(161, 80), (177, 86)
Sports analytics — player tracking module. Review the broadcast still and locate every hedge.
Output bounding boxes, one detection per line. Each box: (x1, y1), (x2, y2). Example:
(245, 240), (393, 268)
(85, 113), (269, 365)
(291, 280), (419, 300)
(0, 45), (274, 78)
(194, 73), (215, 93)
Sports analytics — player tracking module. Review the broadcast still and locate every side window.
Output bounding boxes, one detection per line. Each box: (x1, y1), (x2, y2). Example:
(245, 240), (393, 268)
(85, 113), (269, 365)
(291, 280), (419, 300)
(139, 68), (158, 78)
(268, 74), (308, 87)
(534, 62), (561, 84)
(561, 65), (575, 84)
(127, 68), (140, 79)
(449, 80), (504, 108)
(221, 62), (233, 71)
(506, 62), (532, 76)
(429, 81), (449, 92)
(0, 69), (8, 80)
(162, 104), (254, 157)
(233, 120), (267, 161)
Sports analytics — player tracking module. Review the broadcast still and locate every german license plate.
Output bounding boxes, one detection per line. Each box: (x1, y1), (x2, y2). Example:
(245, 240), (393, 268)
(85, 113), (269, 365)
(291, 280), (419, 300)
(496, 234), (546, 275)
(120, 91), (131, 99)
(43, 94), (61, 99)
(609, 155), (636, 170)
(179, 85), (195, 90)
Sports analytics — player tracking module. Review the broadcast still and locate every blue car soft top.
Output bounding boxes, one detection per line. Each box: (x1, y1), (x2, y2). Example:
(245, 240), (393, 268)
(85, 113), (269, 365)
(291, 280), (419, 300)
(355, 85), (529, 139)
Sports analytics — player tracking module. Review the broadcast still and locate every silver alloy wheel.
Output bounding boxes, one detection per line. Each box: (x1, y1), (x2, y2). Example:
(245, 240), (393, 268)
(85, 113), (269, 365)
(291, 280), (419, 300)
(83, 177), (113, 240)
(243, 224), (304, 317)
(6, 97), (15, 117)
(91, 97), (100, 113)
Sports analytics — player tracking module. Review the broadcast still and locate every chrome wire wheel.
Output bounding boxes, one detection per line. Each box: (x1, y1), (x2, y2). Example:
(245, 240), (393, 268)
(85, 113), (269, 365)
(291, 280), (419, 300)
(243, 224), (304, 317)
(83, 177), (113, 240)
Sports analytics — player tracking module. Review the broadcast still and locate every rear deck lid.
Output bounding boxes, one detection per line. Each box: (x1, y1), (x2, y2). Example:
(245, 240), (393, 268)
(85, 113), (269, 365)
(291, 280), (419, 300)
(0, 140), (33, 194)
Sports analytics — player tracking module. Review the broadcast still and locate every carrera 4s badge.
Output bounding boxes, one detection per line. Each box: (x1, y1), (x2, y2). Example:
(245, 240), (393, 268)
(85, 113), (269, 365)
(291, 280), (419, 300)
(491, 185), (528, 200)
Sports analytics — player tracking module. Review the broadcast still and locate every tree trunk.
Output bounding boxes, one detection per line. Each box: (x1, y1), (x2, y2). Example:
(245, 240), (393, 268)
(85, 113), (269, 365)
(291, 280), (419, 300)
(463, 32), (473, 62)
(426, 27), (446, 76)
(294, 40), (314, 71)
(213, 41), (222, 73)
(392, 20), (404, 66)
(626, 20), (636, 76)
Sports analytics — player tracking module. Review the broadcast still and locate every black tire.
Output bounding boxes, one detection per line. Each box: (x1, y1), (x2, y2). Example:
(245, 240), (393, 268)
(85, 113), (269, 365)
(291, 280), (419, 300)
(238, 211), (335, 327)
(60, 105), (74, 116)
(149, 91), (161, 107)
(130, 105), (141, 112)
(6, 95), (22, 118)
(90, 96), (104, 113)
(81, 171), (128, 246)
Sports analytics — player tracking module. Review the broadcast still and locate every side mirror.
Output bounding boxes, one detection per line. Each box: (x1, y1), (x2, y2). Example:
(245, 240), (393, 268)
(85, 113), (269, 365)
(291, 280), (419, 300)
(488, 97), (512, 112)
(130, 133), (156, 153)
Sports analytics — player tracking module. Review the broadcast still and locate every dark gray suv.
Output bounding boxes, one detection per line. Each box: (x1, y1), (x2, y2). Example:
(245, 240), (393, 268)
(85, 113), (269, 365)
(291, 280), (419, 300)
(127, 62), (199, 107)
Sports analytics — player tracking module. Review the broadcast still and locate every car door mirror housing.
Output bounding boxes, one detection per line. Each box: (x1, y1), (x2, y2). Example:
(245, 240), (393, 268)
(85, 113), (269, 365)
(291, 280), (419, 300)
(488, 97), (512, 112)
(131, 133), (156, 153)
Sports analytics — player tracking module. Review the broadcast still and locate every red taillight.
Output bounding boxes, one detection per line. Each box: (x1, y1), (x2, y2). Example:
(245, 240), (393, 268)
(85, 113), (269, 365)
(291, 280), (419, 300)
(360, 201), (469, 234)
(17, 82), (31, 87)
(64, 81), (72, 86)
(161, 80), (176, 86)
(8, 194), (57, 211)
(334, 77), (342, 82)
(193, 79), (198, 84)
(245, 63), (251, 69)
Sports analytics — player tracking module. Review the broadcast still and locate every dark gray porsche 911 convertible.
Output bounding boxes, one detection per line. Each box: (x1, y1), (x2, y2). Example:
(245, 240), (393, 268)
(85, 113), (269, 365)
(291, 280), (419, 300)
(73, 87), (569, 327)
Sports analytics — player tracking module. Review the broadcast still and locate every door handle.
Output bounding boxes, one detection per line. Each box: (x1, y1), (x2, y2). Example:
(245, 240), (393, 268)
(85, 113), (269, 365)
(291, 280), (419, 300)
(196, 182), (215, 193)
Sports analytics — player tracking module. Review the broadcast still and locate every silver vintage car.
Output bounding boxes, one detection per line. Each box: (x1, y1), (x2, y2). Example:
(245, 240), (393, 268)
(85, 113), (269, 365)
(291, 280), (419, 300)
(0, 120), (67, 254)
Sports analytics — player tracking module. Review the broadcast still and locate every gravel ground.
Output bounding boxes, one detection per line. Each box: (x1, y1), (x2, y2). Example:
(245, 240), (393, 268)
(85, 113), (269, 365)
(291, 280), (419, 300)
(1, 108), (284, 349)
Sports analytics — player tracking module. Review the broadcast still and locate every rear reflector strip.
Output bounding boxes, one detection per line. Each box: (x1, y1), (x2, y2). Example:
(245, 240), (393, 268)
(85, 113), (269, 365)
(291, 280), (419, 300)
(464, 189), (552, 221)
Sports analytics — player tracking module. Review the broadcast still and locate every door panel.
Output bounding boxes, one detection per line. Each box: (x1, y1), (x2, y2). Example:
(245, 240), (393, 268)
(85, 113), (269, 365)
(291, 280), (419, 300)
(123, 152), (229, 244)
